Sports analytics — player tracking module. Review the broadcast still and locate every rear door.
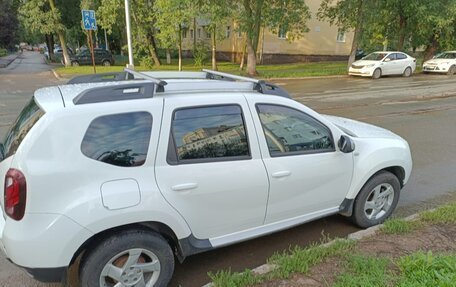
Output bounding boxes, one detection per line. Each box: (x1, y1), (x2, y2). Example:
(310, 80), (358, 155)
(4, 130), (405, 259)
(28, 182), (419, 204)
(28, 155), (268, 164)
(155, 94), (269, 239)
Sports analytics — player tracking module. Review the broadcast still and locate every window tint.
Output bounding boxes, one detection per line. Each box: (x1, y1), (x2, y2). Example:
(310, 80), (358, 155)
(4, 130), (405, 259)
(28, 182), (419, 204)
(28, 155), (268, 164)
(396, 53), (407, 60)
(81, 112), (152, 167)
(2, 97), (44, 158)
(171, 105), (249, 162)
(257, 104), (334, 155)
(386, 54), (396, 61)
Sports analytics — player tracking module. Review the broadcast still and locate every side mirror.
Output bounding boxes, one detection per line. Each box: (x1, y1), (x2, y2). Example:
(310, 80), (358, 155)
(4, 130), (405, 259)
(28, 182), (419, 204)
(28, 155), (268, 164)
(338, 135), (355, 153)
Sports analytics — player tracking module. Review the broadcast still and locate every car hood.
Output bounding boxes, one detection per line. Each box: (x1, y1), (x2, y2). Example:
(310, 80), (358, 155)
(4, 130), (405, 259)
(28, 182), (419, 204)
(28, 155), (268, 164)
(424, 58), (456, 65)
(324, 115), (400, 139)
(351, 60), (379, 66)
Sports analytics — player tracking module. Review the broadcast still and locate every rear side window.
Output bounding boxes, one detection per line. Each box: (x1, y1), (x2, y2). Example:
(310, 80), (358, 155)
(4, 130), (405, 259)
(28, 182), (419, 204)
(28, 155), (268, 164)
(81, 112), (152, 167)
(169, 105), (250, 163)
(2, 97), (44, 159)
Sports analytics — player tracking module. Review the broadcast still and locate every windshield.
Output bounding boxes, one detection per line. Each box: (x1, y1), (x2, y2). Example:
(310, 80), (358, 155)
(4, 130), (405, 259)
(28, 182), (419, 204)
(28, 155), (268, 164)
(434, 52), (456, 59)
(362, 53), (388, 61)
(2, 97), (44, 160)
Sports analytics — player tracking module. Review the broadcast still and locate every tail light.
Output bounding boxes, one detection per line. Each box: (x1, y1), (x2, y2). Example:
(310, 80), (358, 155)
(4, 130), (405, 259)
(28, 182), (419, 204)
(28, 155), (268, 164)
(4, 169), (27, 220)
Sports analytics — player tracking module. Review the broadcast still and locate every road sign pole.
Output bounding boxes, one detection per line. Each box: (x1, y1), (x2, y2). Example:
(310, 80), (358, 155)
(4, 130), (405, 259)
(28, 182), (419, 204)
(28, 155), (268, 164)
(89, 30), (96, 74)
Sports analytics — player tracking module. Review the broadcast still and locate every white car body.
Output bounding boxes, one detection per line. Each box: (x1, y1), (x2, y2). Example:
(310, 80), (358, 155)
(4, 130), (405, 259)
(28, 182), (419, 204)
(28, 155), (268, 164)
(349, 51), (416, 78)
(422, 51), (456, 74)
(0, 70), (412, 285)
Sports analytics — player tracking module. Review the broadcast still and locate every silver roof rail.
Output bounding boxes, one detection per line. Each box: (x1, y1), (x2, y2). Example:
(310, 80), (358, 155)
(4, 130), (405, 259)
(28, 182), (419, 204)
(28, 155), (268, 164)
(124, 68), (168, 92)
(202, 69), (262, 84)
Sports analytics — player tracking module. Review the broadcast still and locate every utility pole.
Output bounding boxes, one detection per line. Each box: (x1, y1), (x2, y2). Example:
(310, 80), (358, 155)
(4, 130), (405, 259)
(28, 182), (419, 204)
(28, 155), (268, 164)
(125, 0), (134, 68)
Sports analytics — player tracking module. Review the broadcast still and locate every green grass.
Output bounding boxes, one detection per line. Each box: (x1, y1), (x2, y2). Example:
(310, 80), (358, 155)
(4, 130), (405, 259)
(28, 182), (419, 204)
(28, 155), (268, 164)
(380, 218), (422, 234)
(420, 202), (456, 225)
(396, 251), (456, 287)
(208, 269), (263, 287)
(268, 239), (355, 278)
(54, 60), (348, 79)
(208, 239), (355, 287)
(333, 255), (391, 287)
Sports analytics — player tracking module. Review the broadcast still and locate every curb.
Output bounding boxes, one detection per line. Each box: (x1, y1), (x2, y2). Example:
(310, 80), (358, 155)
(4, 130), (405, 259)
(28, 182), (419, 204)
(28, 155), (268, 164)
(51, 68), (67, 81)
(263, 74), (348, 81)
(201, 212), (423, 287)
(0, 54), (19, 68)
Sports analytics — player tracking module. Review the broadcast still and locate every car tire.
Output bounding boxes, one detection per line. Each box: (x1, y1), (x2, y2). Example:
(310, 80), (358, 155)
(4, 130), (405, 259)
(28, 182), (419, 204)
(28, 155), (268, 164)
(447, 65), (455, 75)
(350, 171), (400, 228)
(402, 67), (412, 77)
(102, 60), (112, 66)
(372, 68), (382, 79)
(79, 229), (174, 287)
(71, 61), (79, 67)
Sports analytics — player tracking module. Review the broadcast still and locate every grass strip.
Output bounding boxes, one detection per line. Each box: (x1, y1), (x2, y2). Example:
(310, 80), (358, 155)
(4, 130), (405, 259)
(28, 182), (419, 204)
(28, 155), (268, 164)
(333, 255), (391, 287)
(380, 218), (422, 234)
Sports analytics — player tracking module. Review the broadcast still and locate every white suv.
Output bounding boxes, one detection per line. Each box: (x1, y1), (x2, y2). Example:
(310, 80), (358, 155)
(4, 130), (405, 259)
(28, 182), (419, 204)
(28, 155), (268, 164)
(0, 69), (412, 287)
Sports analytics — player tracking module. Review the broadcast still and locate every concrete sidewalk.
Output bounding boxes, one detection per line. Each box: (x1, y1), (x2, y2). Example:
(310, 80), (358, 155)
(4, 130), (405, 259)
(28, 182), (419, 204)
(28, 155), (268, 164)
(0, 53), (20, 68)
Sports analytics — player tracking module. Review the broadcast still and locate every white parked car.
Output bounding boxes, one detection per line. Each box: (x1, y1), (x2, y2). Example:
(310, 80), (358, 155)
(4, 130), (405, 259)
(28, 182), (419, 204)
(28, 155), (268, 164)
(0, 70), (412, 286)
(422, 51), (456, 74)
(349, 51), (416, 79)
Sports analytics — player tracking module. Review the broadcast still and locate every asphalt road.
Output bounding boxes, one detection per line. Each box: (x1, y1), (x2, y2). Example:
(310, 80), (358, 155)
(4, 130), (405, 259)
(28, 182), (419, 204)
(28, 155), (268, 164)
(0, 52), (455, 287)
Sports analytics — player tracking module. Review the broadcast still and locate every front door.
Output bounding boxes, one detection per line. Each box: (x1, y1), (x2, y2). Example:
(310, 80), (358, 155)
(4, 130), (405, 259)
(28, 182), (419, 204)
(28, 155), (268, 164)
(155, 95), (269, 239)
(247, 98), (354, 224)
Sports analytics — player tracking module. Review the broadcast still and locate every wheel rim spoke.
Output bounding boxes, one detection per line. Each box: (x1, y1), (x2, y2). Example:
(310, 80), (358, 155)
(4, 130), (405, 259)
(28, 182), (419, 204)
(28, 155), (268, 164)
(136, 260), (160, 273)
(124, 249), (142, 270)
(103, 263), (123, 282)
(364, 183), (395, 220)
(135, 276), (146, 287)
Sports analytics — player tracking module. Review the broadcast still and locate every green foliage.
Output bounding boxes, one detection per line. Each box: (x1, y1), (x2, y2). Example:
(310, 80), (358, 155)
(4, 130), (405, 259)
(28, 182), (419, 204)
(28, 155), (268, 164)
(396, 251), (456, 287)
(269, 239), (355, 278)
(380, 218), (422, 234)
(420, 202), (456, 225)
(18, 0), (65, 35)
(139, 56), (155, 69)
(208, 269), (263, 287)
(0, 0), (19, 49)
(333, 255), (391, 287)
(0, 48), (8, 57)
(193, 41), (208, 67)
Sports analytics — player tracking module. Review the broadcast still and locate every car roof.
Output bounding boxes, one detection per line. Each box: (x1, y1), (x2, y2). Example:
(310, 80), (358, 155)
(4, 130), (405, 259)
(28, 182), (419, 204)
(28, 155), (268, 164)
(34, 70), (291, 112)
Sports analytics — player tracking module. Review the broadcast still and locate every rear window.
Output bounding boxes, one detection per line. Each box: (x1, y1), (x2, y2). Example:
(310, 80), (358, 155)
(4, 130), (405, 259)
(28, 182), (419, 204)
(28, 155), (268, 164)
(2, 97), (44, 159)
(81, 112), (152, 167)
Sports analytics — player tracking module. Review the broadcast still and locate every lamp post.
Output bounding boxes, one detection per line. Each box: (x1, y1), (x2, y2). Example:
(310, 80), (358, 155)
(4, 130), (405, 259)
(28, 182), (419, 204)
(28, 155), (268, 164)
(125, 0), (134, 69)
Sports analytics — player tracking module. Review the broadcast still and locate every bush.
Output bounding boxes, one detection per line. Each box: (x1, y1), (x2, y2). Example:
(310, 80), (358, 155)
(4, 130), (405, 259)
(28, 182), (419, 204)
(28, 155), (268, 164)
(193, 41), (208, 67)
(0, 48), (7, 57)
(139, 56), (155, 69)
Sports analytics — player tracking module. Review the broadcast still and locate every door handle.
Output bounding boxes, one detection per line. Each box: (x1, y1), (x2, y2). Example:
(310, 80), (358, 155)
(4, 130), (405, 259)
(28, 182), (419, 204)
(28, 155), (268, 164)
(171, 183), (198, 192)
(271, 171), (292, 178)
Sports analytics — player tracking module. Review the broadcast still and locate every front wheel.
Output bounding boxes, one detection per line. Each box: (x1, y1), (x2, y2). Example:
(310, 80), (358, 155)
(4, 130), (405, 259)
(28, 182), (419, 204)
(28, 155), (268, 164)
(447, 65), (455, 75)
(351, 171), (401, 228)
(71, 61), (80, 67)
(79, 230), (174, 287)
(102, 60), (112, 66)
(372, 68), (382, 79)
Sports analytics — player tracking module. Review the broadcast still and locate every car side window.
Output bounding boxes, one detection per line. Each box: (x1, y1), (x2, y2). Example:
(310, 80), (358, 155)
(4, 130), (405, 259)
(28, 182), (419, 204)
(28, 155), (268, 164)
(386, 54), (396, 61)
(256, 104), (334, 156)
(396, 53), (407, 60)
(81, 112), (152, 167)
(169, 105), (250, 163)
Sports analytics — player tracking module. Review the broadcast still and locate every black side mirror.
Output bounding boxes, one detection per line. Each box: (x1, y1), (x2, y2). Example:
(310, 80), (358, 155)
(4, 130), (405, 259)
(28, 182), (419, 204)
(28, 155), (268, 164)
(338, 135), (355, 153)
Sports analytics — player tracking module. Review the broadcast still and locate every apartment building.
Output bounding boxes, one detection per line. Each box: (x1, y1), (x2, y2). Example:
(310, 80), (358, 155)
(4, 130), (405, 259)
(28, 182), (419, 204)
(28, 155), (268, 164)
(181, 1), (354, 64)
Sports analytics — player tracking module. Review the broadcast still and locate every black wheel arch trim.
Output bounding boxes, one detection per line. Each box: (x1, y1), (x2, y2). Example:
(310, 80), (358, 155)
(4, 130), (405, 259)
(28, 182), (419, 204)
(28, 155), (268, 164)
(7, 259), (67, 283)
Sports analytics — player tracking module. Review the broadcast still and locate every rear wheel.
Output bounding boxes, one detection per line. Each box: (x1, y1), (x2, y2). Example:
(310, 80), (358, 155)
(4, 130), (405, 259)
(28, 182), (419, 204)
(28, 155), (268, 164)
(102, 60), (112, 66)
(372, 68), (382, 79)
(80, 230), (174, 287)
(403, 67), (412, 77)
(71, 61), (79, 67)
(351, 171), (401, 228)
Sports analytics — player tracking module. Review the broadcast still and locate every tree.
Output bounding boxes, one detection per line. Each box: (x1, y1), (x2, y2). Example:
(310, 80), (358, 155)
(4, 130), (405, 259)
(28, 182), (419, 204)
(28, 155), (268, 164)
(318, 0), (368, 70)
(18, 0), (71, 66)
(198, 0), (233, 70)
(154, 0), (195, 71)
(234, 0), (311, 76)
(0, 0), (19, 49)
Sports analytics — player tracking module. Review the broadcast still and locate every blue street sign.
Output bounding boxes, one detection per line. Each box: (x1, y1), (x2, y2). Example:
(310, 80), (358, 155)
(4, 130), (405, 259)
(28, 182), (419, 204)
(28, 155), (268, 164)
(82, 10), (97, 30)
